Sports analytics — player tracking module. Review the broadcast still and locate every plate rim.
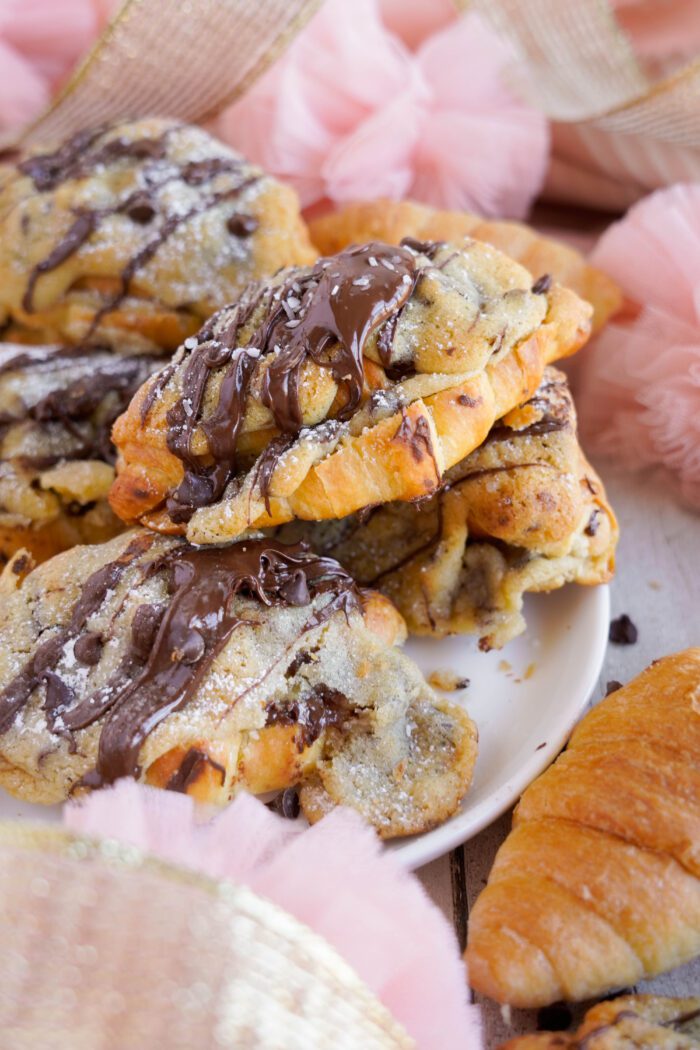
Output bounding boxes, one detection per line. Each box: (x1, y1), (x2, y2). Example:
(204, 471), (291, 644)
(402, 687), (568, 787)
(392, 583), (610, 870)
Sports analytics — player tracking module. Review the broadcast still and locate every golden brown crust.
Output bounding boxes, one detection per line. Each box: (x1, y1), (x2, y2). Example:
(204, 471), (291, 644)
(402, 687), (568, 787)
(0, 499), (124, 567)
(466, 649), (700, 1007)
(499, 995), (700, 1048)
(0, 118), (315, 353)
(109, 240), (592, 543)
(309, 199), (621, 332)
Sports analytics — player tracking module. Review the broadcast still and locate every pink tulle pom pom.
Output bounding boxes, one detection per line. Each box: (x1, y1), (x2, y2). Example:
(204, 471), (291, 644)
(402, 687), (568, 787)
(0, 0), (112, 132)
(612, 0), (700, 75)
(65, 782), (483, 1050)
(218, 0), (549, 219)
(576, 184), (700, 507)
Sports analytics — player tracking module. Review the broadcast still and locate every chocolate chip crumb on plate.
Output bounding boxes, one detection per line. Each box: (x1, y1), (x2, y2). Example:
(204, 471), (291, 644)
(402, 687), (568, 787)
(609, 613), (638, 644)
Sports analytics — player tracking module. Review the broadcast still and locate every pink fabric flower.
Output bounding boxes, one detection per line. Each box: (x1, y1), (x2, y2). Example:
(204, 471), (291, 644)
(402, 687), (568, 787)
(0, 0), (111, 132)
(576, 183), (700, 507)
(218, 0), (549, 219)
(66, 781), (483, 1050)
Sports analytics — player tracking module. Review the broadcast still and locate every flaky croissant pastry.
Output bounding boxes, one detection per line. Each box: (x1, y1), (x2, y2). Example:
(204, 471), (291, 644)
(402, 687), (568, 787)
(0, 118), (315, 353)
(0, 532), (476, 837)
(309, 198), (621, 332)
(466, 649), (700, 1006)
(275, 368), (617, 649)
(500, 995), (700, 1049)
(110, 237), (592, 543)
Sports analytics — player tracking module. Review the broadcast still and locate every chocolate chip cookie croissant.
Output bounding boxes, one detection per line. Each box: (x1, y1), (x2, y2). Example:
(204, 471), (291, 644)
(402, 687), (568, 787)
(0, 342), (163, 564)
(0, 118), (315, 353)
(466, 649), (700, 1006)
(309, 199), (621, 332)
(109, 237), (592, 544)
(276, 368), (617, 649)
(500, 995), (700, 1049)
(0, 532), (477, 837)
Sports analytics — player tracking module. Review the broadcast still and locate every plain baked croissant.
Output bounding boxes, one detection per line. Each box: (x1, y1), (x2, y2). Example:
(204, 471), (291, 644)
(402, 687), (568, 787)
(466, 648), (700, 1006)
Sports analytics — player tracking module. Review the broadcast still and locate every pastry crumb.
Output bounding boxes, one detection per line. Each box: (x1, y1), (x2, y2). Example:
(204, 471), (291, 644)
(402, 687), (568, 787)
(428, 670), (470, 691)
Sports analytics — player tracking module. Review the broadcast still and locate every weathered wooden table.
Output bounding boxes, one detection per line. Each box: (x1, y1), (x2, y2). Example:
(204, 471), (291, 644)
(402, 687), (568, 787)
(417, 463), (700, 1047)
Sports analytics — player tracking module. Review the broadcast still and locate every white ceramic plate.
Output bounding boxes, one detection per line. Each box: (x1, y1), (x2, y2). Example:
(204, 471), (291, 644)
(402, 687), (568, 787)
(0, 583), (609, 869)
(393, 583), (610, 869)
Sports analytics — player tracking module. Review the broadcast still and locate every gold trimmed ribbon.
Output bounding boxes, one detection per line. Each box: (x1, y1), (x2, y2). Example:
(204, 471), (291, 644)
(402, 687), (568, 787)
(0, 820), (412, 1048)
(459, 0), (700, 208)
(8, 0), (324, 149)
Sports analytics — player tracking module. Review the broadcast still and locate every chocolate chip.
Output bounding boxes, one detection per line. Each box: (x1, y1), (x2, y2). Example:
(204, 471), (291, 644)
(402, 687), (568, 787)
(455, 678), (470, 690)
(227, 213), (259, 238)
(74, 632), (104, 666)
(584, 509), (600, 536)
(127, 198), (156, 224)
(11, 554), (29, 575)
(609, 614), (638, 645)
(280, 569), (310, 606)
(531, 273), (552, 295)
(267, 787), (300, 820)
(131, 603), (165, 662)
(65, 500), (95, 517)
(457, 394), (480, 407)
(605, 679), (623, 695)
(537, 1004), (572, 1031)
(128, 204), (155, 224)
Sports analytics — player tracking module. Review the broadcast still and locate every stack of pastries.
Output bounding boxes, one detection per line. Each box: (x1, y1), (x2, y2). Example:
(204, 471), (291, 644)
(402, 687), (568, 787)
(0, 117), (619, 848)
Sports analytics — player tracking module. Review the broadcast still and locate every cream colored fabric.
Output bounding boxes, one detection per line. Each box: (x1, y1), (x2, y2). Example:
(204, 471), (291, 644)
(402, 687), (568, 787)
(0, 823), (412, 1049)
(8, 0), (323, 147)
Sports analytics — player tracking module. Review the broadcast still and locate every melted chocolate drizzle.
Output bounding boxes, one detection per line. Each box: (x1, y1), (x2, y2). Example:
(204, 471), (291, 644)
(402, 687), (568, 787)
(0, 347), (162, 467)
(163, 241), (420, 522)
(0, 537), (360, 789)
(23, 211), (99, 312)
(0, 533), (154, 737)
(260, 242), (417, 430)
